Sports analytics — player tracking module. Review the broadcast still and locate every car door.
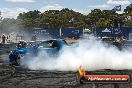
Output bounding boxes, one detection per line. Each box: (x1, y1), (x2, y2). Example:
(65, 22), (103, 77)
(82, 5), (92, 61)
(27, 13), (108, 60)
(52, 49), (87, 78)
(37, 41), (58, 55)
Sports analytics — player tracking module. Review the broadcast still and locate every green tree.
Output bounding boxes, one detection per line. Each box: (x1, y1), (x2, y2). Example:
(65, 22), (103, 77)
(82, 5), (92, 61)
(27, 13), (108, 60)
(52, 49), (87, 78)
(124, 4), (132, 14)
(17, 10), (41, 27)
(123, 4), (132, 26)
(15, 4), (132, 29)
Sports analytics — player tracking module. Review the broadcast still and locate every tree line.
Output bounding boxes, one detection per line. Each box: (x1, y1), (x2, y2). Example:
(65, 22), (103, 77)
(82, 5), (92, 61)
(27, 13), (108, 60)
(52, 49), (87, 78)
(0, 4), (132, 32)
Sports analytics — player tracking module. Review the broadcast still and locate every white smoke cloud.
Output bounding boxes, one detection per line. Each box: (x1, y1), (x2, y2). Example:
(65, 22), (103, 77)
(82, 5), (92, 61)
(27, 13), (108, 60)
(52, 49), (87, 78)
(40, 4), (64, 12)
(88, 4), (110, 9)
(0, 8), (28, 18)
(21, 36), (132, 71)
(39, 4), (90, 15)
(6, 0), (35, 3)
(72, 9), (90, 15)
(107, 0), (131, 5)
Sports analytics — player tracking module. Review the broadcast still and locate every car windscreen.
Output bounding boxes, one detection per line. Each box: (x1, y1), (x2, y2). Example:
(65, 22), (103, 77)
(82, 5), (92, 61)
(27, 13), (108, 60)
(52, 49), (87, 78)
(27, 41), (42, 48)
(37, 41), (52, 48)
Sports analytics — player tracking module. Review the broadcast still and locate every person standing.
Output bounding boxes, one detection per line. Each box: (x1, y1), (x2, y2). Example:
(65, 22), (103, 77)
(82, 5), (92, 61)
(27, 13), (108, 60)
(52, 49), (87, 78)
(2, 34), (6, 44)
(32, 34), (37, 41)
(0, 35), (1, 42)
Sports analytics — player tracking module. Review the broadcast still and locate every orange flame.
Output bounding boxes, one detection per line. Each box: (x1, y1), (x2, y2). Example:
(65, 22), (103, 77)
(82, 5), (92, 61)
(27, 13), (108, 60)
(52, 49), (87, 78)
(77, 66), (86, 76)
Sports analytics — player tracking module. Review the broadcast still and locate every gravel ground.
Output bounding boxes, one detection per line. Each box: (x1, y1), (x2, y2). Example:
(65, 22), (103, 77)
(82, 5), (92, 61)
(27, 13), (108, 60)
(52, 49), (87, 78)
(0, 54), (132, 88)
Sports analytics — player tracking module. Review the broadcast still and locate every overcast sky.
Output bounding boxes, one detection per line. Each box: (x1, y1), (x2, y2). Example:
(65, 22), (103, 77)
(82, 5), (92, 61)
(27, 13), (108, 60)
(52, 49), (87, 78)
(0, 0), (131, 18)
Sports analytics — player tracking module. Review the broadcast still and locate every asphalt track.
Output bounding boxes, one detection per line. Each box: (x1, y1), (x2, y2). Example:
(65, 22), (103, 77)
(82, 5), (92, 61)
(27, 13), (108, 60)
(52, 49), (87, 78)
(0, 54), (132, 88)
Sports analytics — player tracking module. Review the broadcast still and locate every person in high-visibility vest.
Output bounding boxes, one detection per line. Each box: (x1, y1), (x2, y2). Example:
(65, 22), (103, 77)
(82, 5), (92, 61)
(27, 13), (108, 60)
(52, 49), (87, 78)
(2, 34), (6, 44)
(78, 66), (86, 76)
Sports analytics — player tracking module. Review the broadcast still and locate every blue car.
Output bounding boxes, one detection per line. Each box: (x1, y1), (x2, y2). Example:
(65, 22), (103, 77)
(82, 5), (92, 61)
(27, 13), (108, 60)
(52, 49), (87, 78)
(9, 39), (69, 65)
